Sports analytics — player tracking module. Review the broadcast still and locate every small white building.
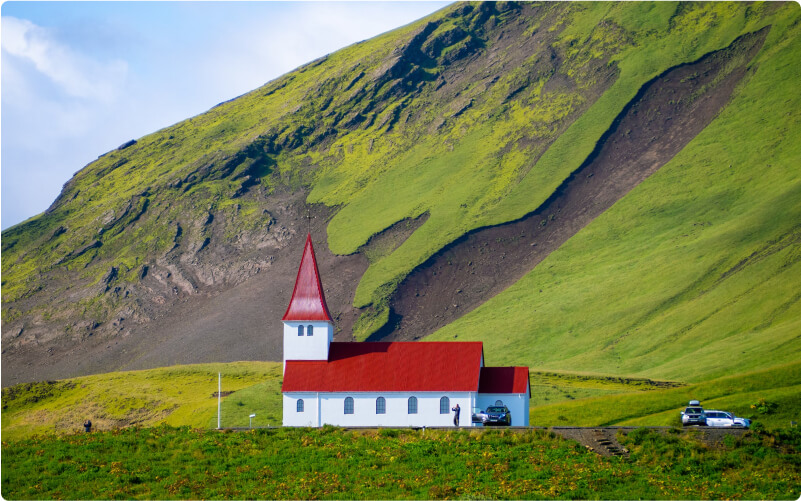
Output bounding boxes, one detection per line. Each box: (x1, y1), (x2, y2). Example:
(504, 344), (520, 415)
(281, 234), (530, 427)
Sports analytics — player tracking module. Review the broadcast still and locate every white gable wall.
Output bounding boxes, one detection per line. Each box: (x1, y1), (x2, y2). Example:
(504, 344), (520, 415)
(284, 392), (475, 427)
(475, 389), (530, 426)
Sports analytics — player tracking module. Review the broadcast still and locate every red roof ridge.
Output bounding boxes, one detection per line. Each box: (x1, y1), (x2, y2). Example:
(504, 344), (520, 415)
(282, 234), (333, 322)
(282, 341), (485, 392)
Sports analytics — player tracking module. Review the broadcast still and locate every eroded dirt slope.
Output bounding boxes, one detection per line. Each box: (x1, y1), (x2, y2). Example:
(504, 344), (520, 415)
(370, 28), (769, 342)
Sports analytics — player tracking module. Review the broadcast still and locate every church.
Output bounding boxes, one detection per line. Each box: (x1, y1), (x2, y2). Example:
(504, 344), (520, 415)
(281, 234), (530, 427)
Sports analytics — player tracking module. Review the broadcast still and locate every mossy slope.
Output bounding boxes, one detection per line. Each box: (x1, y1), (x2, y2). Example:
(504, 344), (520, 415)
(428, 3), (801, 384)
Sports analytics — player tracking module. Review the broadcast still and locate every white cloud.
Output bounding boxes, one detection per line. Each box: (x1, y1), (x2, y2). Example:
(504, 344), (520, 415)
(2, 16), (128, 102)
(1, 4), (449, 229)
(195, 2), (444, 105)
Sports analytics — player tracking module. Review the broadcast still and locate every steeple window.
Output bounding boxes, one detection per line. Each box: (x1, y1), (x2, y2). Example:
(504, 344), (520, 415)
(307, 325), (314, 336)
(298, 325), (304, 336)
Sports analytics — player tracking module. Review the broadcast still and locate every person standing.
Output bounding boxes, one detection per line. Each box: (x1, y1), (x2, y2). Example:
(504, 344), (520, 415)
(83, 419), (92, 433)
(452, 404), (460, 427)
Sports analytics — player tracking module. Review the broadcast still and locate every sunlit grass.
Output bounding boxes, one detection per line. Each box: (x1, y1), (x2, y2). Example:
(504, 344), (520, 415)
(2, 425), (798, 499)
(0, 362), (280, 441)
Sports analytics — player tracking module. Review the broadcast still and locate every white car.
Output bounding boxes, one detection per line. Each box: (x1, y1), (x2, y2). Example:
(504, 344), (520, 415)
(704, 410), (751, 428)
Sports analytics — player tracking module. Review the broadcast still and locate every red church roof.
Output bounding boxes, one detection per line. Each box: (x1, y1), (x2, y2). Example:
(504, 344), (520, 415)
(478, 366), (530, 396)
(282, 342), (484, 393)
(282, 234), (333, 322)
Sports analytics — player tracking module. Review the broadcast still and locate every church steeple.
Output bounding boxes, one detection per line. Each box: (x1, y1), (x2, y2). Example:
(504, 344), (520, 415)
(282, 234), (334, 372)
(282, 233), (333, 322)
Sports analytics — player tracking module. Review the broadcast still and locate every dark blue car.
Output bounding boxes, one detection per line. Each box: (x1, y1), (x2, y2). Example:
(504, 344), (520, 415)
(473, 405), (512, 426)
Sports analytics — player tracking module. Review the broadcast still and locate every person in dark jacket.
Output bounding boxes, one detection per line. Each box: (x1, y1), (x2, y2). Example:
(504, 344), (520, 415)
(452, 404), (460, 427)
(83, 419), (92, 433)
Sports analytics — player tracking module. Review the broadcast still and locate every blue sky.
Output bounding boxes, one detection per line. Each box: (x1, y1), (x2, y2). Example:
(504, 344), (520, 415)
(1, 1), (450, 230)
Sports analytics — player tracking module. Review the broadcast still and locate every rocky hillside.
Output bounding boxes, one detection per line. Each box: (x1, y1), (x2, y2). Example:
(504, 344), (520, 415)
(3, 2), (800, 385)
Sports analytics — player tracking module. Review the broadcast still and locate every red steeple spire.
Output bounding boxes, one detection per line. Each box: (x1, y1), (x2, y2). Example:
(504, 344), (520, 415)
(282, 234), (333, 322)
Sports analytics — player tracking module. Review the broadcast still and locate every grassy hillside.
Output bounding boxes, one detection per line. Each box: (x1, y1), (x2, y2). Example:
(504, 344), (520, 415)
(2, 1), (800, 396)
(321, 2), (796, 313)
(3, 425), (800, 499)
(428, 3), (801, 383)
(530, 361), (801, 428)
(3, 360), (798, 443)
(1, 362), (281, 440)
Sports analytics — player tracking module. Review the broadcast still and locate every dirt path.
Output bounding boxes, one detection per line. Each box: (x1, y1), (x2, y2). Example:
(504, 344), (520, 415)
(370, 28), (769, 342)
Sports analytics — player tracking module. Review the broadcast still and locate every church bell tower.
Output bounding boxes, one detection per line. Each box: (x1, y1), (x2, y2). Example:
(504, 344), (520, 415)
(282, 234), (334, 373)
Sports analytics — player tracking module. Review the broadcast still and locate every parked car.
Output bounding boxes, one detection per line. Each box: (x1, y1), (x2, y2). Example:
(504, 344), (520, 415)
(681, 400), (707, 426)
(471, 406), (512, 426)
(471, 407), (489, 424)
(704, 410), (751, 428)
(484, 405), (512, 426)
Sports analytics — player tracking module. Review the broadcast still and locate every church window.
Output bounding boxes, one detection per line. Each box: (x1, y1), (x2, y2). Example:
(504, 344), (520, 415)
(298, 325), (304, 336)
(307, 325), (314, 336)
(344, 397), (354, 415)
(440, 396), (450, 414)
(297, 399), (304, 412)
(408, 396), (418, 414)
(376, 397), (386, 414)
(495, 399), (503, 406)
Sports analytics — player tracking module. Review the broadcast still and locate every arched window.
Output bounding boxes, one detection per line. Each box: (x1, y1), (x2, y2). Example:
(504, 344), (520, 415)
(495, 399), (504, 406)
(408, 396), (418, 414)
(297, 399), (304, 412)
(376, 397), (386, 414)
(344, 397), (354, 415)
(297, 325), (304, 336)
(440, 396), (450, 414)
(307, 325), (314, 336)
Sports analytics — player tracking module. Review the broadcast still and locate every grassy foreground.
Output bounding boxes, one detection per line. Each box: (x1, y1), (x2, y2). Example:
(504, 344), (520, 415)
(2, 426), (800, 500)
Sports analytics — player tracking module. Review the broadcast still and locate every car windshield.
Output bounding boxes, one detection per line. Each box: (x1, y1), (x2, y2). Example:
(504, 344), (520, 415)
(685, 407), (703, 413)
(487, 407), (507, 413)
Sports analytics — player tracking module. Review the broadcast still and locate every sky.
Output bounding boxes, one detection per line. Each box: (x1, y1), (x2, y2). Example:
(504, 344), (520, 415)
(1, 1), (451, 230)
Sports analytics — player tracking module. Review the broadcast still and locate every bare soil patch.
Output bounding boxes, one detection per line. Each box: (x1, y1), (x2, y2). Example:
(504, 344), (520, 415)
(1, 192), (369, 383)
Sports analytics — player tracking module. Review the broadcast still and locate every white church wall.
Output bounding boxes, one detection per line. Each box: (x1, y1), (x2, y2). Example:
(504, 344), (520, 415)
(476, 389), (530, 427)
(283, 321), (333, 369)
(283, 392), (475, 427)
(283, 393), (321, 427)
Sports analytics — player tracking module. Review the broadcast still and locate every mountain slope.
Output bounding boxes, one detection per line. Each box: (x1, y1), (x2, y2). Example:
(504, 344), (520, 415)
(2, 2), (800, 386)
(428, 4), (801, 382)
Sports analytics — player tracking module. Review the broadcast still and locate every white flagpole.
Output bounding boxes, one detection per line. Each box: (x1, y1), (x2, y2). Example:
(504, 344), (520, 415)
(217, 372), (221, 429)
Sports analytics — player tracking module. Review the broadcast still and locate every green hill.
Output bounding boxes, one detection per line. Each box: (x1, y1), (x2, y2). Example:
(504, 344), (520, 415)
(3, 360), (798, 442)
(2, 1), (800, 396)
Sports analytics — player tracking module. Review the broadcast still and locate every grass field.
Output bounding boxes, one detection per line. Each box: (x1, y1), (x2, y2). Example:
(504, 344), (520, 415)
(1, 362), (280, 441)
(3, 360), (799, 499)
(3, 360), (799, 443)
(2, 425), (799, 499)
(529, 361), (801, 428)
